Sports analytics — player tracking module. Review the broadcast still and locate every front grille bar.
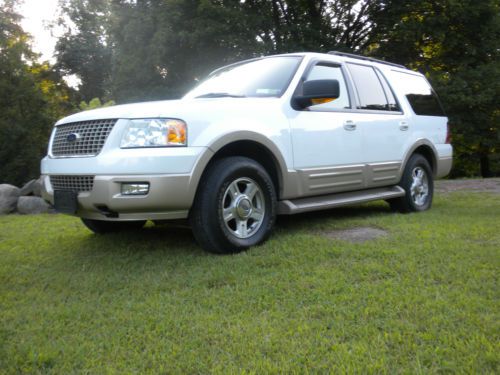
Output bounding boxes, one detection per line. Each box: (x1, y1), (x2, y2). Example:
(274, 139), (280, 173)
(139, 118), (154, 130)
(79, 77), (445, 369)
(50, 175), (95, 193)
(51, 119), (117, 157)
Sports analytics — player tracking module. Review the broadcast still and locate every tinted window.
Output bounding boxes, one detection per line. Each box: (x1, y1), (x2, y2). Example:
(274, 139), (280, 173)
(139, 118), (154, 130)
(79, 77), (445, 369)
(375, 70), (400, 111)
(391, 71), (445, 116)
(304, 64), (350, 110)
(347, 63), (391, 111)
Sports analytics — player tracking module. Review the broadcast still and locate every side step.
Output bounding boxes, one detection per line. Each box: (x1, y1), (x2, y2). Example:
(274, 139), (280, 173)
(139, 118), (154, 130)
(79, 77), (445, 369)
(278, 186), (405, 215)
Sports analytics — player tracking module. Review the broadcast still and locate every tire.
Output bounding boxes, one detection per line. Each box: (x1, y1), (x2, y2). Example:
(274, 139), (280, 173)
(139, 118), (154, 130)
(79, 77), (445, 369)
(81, 218), (146, 234)
(189, 156), (277, 254)
(388, 154), (434, 213)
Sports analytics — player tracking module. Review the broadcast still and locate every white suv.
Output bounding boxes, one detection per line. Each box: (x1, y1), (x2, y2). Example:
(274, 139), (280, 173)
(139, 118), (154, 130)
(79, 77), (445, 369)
(41, 52), (452, 253)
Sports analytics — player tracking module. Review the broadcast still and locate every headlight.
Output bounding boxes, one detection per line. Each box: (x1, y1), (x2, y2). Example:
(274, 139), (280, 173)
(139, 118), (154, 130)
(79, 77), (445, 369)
(120, 118), (187, 148)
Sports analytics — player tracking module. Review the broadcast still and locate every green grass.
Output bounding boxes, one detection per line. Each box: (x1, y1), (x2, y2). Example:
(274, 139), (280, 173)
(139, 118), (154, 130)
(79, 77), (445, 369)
(0, 193), (499, 374)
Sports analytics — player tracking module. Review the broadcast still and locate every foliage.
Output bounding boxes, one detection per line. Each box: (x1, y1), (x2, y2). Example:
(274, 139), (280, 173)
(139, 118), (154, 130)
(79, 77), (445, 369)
(54, 0), (112, 102)
(1, 194), (499, 372)
(0, 1), (76, 186)
(79, 97), (115, 111)
(57, 0), (387, 102)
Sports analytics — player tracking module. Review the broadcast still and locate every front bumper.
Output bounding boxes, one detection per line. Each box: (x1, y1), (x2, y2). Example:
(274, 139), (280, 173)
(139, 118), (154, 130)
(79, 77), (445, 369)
(41, 141), (211, 220)
(42, 174), (193, 221)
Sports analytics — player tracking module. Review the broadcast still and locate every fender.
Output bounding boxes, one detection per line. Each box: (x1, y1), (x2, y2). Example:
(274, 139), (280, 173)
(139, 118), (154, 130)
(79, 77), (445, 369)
(399, 139), (439, 178)
(187, 131), (301, 204)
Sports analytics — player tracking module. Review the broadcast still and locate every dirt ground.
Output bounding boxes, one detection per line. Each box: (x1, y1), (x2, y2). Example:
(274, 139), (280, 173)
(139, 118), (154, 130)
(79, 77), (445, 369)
(435, 178), (500, 194)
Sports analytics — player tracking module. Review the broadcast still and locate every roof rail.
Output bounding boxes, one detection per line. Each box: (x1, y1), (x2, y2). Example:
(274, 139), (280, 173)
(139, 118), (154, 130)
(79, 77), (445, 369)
(328, 51), (406, 69)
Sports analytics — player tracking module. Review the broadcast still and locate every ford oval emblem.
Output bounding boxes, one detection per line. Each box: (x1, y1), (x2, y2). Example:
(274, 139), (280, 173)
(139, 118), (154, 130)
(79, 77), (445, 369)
(67, 133), (81, 142)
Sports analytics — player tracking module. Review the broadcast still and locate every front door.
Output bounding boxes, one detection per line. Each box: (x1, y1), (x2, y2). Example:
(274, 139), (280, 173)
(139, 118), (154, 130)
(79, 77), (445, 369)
(288, 62), (366, 196)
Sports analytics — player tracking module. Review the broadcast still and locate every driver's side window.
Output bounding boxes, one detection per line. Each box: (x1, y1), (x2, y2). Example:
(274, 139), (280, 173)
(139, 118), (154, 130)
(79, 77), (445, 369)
(306, 64), (351, 110)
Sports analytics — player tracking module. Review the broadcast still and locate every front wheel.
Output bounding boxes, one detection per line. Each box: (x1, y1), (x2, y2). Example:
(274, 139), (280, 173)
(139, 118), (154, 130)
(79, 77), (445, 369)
(189, 156), (277, 254)
(81, 218), (146, 234)
(388, 154), (434, 213)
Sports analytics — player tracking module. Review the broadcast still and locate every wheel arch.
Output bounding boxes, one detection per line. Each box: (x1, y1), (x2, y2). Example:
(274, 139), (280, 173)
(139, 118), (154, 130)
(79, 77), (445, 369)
(188, 132), (289, 205)
(401, 139), (439, 177)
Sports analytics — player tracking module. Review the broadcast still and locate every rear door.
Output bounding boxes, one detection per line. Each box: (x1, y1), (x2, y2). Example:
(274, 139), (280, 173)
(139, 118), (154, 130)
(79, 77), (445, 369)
(345, 63), (410, 187)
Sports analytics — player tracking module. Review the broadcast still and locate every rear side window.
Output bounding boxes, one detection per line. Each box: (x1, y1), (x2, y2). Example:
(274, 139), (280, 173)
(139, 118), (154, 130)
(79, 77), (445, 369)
(375, 70), (400, 111)
(347, 63), (398, 111)
(391, 71), (445, 116)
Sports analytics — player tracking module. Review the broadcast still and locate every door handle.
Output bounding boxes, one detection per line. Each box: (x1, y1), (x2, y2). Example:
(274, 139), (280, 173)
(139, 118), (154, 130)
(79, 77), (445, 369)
(399, 121), (409, 131)
(343, 120), (357, 131)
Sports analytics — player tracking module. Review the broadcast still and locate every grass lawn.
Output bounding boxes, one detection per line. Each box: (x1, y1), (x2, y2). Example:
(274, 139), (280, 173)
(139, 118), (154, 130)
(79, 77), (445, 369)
(0, 192), (499, 373)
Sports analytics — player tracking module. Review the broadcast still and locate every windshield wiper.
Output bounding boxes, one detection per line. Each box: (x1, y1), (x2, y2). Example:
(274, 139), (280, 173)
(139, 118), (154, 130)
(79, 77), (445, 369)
(195, 92), (246, 98)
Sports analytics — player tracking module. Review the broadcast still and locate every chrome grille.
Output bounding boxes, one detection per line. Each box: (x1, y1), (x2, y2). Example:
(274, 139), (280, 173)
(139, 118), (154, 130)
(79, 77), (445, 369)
(50, 175), (94, 192)
(51, 119), (117, 157)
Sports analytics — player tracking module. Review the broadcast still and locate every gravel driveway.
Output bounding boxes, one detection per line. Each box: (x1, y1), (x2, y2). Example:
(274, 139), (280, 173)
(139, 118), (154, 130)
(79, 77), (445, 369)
(435, 178), (500, 194)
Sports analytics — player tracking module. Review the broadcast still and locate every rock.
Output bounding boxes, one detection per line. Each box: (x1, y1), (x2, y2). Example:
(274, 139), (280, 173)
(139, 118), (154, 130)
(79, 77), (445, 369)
(16, 196), (52, 214)
(33, 177), (43, 197)
(0, 184), (20, 214)
(19, 177), (43, 197)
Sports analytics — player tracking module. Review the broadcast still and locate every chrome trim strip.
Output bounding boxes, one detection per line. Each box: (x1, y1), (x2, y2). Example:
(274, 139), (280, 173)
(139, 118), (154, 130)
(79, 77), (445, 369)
(309, 170), (363, 179)
(310, 179), (363, 190)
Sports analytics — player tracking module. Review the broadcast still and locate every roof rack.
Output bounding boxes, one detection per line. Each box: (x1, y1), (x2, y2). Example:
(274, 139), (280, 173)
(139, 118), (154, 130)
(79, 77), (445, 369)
(328, 51), (406, 69)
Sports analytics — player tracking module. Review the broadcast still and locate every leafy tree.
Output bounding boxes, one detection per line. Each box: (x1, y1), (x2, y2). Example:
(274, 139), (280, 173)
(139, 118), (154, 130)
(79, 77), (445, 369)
(54, 0), (112, 102)
(242, 0), (384, 53)
(79, 97), (115, 110)
(0, 1), (50, 186)
(0, 1), (75, 186)
(58, 0), (385, 102)
(107, 0), (266, 102)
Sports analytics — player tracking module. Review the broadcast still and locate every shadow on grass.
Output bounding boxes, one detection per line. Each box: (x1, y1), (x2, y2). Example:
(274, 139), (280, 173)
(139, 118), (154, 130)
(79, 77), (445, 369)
(57, 202), (393, 263)
(67, 222), (204, 258)
(276, 202), (392, 231)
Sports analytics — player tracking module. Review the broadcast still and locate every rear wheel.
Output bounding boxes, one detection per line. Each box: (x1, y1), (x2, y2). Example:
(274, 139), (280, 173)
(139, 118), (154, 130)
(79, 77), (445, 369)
(189, 156), (277, 254)
(389, 154), (434, 213)
(81, 218), (146, 234)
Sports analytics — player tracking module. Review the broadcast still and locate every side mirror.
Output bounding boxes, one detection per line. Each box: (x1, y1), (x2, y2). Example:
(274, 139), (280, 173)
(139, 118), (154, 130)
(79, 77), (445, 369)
(292, 79), (340, 109)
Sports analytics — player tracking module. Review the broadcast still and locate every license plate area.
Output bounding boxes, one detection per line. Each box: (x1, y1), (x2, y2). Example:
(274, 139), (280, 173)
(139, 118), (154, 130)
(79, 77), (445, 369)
(54, 190), (78, 214)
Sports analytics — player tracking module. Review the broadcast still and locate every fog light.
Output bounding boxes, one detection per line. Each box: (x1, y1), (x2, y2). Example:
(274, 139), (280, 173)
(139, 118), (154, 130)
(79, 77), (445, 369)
(121, 183), (149, 195)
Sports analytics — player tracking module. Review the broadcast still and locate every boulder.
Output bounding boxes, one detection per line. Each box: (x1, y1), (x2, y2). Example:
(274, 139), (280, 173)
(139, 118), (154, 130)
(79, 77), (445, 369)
(16, 196), (53, 214)
(0, 184), (20, 214)
(19, 177), (43, 197)
(33, 177), (43, 197)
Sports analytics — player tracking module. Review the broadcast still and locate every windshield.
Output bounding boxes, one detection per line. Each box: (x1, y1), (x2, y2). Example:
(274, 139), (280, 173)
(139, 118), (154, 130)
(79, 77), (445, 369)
(184, 56), (302, 99)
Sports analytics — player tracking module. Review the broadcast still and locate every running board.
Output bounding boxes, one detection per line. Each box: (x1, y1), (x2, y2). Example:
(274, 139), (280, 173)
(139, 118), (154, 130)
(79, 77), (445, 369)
(278, 186), (405, 215)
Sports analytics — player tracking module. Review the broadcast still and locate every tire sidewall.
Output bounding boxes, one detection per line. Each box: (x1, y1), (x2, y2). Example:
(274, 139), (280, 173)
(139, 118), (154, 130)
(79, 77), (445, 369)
(192, 157), (277, 253)
(402, 155), (434, 212)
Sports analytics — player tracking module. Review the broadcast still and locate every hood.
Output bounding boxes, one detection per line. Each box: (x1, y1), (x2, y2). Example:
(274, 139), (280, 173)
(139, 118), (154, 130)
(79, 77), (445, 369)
(55, 99), (186, 125)
(55, 97), (284, 126)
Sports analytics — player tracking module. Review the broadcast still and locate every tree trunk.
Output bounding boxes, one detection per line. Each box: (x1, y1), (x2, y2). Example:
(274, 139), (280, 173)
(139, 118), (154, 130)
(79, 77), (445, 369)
(479, 149), (492, 178)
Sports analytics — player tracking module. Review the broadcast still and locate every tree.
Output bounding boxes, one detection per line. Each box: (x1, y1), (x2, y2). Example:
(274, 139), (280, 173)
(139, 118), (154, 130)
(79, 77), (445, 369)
(54, 0), (112, 102)
(79, 97), (115, 110)
(107, 0), (266, 102)
(242, 0), (384, 53)
(0, 1), (75, 186)
(58, 0), (386, 102)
